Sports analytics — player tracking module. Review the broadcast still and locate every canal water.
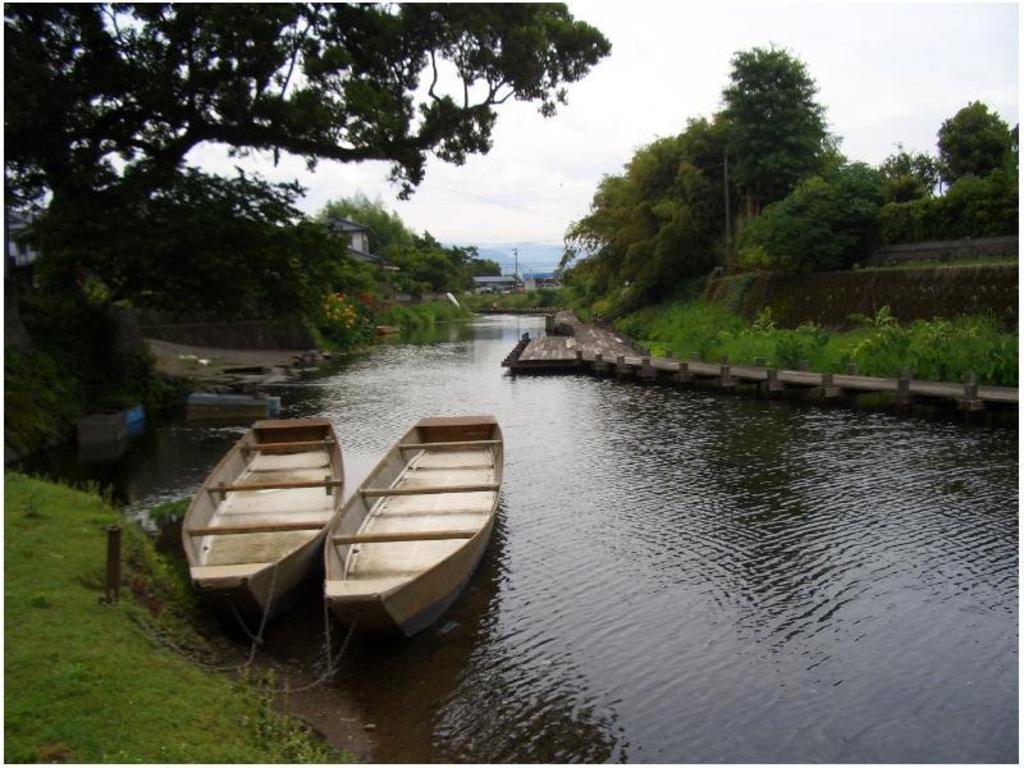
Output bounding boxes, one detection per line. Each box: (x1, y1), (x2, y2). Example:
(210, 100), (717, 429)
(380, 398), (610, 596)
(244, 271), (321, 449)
(26, 315), (1018, 762)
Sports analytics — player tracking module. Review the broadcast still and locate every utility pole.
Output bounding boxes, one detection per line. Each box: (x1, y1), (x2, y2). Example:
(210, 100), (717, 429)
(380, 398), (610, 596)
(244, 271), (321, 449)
(723, 155), (731, 248)
(513, 248), (518, 289)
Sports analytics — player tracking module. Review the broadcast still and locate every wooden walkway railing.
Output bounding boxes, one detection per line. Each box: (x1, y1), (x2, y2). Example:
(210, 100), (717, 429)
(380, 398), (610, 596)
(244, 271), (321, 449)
(501, 313), (1017, 412)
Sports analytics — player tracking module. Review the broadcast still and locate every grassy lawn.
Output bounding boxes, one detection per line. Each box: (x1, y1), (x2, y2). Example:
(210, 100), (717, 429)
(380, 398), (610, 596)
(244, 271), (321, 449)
(4, 473), (335, 763)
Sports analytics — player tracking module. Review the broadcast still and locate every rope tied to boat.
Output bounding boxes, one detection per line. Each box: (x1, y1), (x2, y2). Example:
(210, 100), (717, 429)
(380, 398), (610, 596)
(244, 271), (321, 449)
(278, 606), (358, 695)
(221, 561), (280, 670)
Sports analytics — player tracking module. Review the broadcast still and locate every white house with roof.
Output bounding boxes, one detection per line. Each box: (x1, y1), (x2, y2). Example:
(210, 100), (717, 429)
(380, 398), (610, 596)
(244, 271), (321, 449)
(325, 217), (394, 268)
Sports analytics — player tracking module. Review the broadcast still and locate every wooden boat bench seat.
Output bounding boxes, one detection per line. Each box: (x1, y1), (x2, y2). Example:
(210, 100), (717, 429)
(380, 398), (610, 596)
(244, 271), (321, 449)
(248, 450), (331, 472)
(333, 529), (478, 545)
(398, 439), (501, 451)
(191, 520), (331, 536)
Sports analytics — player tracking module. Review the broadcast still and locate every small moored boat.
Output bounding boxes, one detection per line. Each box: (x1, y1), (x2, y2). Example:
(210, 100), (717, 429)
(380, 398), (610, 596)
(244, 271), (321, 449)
(324, 415), (503, 636)
(182, 418), (343, 621)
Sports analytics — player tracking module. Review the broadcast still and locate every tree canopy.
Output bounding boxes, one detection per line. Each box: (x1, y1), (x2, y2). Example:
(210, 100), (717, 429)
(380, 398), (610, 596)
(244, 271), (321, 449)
(879, 144), (939, 203)
(565, 117), (730, 303)
(5, 3), (611, 207)
(721, 46), (831, 213)
(317, 194), (493, 294)
(937, 101), (1014, 184)
(738, 163), (884, 272)
(318, 193), (415, 256)
(32, 168), (340, 317)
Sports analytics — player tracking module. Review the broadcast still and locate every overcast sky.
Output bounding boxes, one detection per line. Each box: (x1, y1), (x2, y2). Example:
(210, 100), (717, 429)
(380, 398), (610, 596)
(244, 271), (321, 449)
(188, 1), (1019, 248)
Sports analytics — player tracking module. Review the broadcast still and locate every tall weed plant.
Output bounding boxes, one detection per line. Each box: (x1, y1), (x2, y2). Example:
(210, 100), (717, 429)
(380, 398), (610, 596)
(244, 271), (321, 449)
(616, 301), (1017, 386)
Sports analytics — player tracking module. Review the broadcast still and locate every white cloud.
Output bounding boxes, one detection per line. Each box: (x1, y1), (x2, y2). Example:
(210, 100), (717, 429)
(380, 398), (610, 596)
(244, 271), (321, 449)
(187, 1), (1019, 246)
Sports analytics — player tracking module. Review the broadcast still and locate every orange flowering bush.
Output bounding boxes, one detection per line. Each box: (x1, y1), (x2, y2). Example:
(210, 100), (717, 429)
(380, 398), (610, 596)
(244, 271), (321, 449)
(319, 290), (372, 348)
(322, 291), (357, 329)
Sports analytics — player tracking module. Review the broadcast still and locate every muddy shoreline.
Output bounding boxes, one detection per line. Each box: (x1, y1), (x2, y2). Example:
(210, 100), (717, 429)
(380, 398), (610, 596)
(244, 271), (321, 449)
(152, 523), (377, 761)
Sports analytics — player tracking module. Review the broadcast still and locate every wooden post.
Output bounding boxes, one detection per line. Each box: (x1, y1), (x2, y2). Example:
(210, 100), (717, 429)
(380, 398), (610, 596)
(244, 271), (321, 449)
(761, 367), (784, 396)
(799, 359), (809, 371)
(105, 525), (121, 604)
(816, 371), (842, 400)
(593, 352), (610, 375)
(895, 373), (912, 407)
(574, 349), (583, 369)
(719, 355), (736, 389)
(959, 371), (984, 412)
(754, 357), (766, 368)
(847, 362), (858, 375)
(675, 360), (693, 385)
(639, 356), (656, 380)
(615, 355), (632, 377)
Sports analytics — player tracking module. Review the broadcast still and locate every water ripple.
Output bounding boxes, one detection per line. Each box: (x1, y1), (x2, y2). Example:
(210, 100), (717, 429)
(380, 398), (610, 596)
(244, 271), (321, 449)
(156, 316), (1024, 762)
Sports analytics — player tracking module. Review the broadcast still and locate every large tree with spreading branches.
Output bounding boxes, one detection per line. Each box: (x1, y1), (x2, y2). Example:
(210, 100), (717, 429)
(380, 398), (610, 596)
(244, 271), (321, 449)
(5, 3), (611, 207)
(5, 3), (609, 309)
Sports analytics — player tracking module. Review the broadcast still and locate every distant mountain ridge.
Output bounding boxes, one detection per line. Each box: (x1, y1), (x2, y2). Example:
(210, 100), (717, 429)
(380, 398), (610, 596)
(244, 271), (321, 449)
(448, 241), (567, 276)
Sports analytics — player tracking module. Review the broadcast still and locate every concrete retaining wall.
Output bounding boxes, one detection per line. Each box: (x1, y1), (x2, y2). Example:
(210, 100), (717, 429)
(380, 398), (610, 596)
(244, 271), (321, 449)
(705, 263), (1018, 329)
(867, 236), (1018, 267)
(137, 310), (314, 350)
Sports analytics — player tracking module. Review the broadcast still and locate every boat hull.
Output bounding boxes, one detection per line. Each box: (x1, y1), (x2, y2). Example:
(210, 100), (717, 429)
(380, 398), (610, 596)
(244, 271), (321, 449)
(327, 516), (494, 636)
(324, 415), (503, 636)
(193, 534), (326, 624)
(183, 418), (343, 623)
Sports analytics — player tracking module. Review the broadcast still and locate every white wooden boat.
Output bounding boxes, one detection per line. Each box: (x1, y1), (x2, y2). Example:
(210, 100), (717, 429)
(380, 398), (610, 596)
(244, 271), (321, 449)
(182, 418), (343, 621)
(324, 415), (503, 637)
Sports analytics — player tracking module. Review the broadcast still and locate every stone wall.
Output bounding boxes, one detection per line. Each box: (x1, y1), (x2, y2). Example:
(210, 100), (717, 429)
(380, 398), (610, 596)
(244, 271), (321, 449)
(867, 236), (1018, 267)
(137, 310), (314, 349)
(705, 264), (1018, 329)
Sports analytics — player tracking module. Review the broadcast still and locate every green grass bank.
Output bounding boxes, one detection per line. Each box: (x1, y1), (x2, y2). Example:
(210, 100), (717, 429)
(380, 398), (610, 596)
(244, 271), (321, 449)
(378, 298), (474, 329)
(4, 473), (337, 763)
(461, 288), (567, 312)
(615, 300), (1018, 387)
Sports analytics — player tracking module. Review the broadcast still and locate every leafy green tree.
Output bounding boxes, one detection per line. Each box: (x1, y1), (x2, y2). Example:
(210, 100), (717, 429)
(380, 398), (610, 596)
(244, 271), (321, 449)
(721, 46), (830, 213)
(318, 194), (415, 257)
(469, 257), (502, 277)
(32, 169), (339, 318)
(5, 3), (609, 207)
(565, 117), (732, 303)
(317, 196), (498, 291)
(880, 165), (1018, 244)
(738, 163), (884, 272)
(386, 233), (464, 294)
(5, 3), (610, 311)
(879, 144), (940, 203)
(937, 101), (1014, 183)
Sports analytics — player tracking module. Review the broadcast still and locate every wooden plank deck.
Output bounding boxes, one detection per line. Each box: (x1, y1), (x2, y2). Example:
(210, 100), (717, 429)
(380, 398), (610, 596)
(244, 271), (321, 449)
(502, 311), (1017, 409)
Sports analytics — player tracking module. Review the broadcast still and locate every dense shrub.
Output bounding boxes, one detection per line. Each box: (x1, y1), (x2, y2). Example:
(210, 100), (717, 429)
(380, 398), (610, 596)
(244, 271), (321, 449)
(737, 163), (884, 272)
(33, 170), (343, 320)
(4, 348), (83, 456)
(880, 165), (1018, 244)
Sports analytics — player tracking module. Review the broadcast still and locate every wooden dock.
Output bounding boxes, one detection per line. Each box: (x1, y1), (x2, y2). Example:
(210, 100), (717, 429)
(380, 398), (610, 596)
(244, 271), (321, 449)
(502, 312), (1018, 412)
